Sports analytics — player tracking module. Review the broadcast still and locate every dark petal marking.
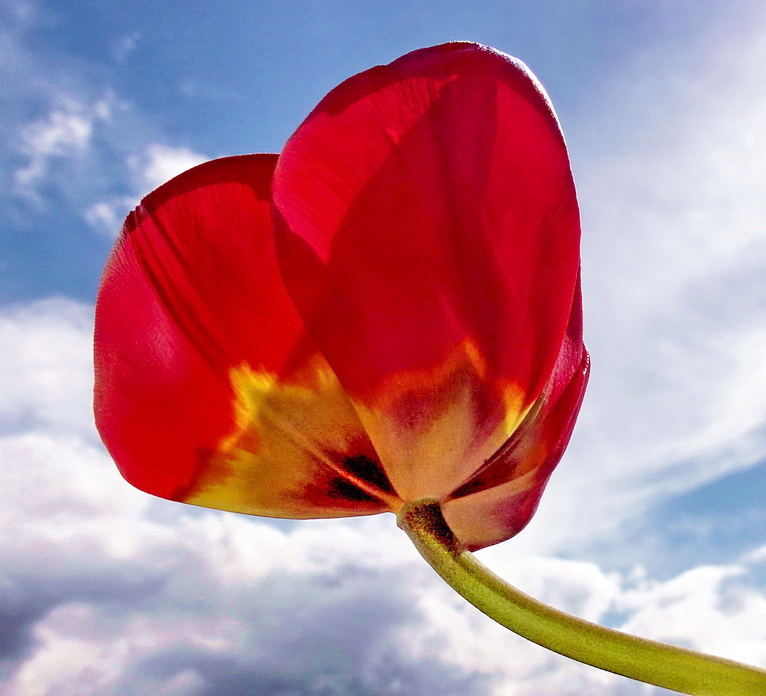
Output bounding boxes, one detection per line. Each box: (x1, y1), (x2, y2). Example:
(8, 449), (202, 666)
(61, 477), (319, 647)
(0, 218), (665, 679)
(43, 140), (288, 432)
(326, 476), (382, 504)
(340, 454), (395, 493)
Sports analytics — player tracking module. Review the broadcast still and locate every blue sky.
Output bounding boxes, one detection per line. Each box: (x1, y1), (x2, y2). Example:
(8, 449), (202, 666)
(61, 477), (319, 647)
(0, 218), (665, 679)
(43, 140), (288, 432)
(3, 1), (766, 694)
(0, 0), (731, 301)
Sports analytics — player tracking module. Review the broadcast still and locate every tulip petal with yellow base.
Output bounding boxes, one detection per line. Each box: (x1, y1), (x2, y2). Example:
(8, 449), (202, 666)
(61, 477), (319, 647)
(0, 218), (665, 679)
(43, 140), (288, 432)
(94, 42), (766, 695)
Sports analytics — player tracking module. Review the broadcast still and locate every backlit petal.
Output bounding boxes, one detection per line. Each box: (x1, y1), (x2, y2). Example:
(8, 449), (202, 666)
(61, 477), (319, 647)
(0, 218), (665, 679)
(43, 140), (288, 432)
(274, 42), (581, 501)
(94, 155), (397, 518)
(443, 283), (589, 550)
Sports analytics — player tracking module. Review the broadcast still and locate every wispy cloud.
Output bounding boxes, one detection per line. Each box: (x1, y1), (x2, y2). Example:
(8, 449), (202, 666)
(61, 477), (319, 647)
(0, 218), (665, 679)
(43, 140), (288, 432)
(112, 32), (141, 63)
(13, 95), (117, 202)
(83, 198), (136, 237)
(513, 5), (766, 556)
(0, 3), (206, 238)
(130, 143), (208, 193)
(85, 143), (209, 236)
(9, 92), (207, 231)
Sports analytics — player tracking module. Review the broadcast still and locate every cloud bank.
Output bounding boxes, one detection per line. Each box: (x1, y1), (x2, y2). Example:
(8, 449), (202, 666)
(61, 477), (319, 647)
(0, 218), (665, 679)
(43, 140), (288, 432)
(1, 287), (765, 695)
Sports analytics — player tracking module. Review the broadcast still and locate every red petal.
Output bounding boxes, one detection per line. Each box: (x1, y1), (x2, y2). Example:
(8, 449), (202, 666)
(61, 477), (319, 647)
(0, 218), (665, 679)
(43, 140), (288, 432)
(274, 42), (581, 501)
(443, 283), (589, 550)
(94, 155), (397, 518)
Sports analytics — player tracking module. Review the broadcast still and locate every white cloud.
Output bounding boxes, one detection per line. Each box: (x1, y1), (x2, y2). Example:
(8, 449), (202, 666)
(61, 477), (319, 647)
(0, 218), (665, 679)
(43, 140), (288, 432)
(13, 94), (117, 200)
(405, 550), (766, 696)
(15, 109), (92, 187)
(1, 295), (765, 695)
(0, 298), (95, 439)
(130, 143), (208, 193)
(513, 5), (766, 555)
(83, 144), (209, 236)
(84, 197), (138, 237)
(112, 32), (141, 63)
(617, 564), (766, 667)
(0, 0), (39, 37)
(0, 9), (205, 233)
(4, 431), (765, 696)
(83, 142), (209, 237)
(743, 545), (766, 566)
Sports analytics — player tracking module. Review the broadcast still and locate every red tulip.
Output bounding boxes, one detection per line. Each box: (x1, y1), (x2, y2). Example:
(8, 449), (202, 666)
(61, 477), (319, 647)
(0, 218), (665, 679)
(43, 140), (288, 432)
(93, 44), (766, 693)
(94, 42), (589, 551)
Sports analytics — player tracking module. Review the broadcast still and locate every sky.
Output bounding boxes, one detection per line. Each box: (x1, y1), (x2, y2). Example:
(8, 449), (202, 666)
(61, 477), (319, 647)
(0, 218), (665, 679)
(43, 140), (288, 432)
(2, 0), (766, 694)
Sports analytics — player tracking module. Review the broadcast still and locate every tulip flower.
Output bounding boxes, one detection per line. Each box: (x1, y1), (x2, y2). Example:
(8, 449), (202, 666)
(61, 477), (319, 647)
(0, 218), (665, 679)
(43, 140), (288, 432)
(94, 42), (766, 695)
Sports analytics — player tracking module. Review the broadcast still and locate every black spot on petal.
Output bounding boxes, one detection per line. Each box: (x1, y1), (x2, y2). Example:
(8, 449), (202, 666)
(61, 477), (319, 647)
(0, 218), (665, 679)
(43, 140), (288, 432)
(340, 454), (394, 493)
(327, 476), (381, 504)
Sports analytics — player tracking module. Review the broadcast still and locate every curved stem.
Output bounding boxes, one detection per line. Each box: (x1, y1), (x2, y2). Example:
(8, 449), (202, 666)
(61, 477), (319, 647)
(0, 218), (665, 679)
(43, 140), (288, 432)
(397, 500), (766, 696)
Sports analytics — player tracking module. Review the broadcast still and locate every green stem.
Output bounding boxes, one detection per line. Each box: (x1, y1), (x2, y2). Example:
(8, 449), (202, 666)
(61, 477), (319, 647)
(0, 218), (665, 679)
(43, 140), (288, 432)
(397, 499), (766, 696)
